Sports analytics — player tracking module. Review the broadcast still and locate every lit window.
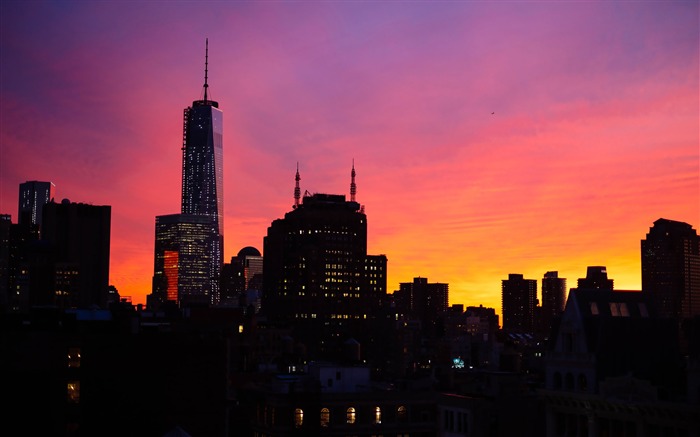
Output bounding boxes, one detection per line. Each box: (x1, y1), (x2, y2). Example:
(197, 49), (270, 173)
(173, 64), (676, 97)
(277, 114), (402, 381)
(374, 406), (382, 424)
(346, 407), (356, 424)
(295, 408), (303, 428)
(397, 405), (407, 421)
(67, 381), (80, 403)
(67, 347), (81, 368)
(320, 408), (330, 427)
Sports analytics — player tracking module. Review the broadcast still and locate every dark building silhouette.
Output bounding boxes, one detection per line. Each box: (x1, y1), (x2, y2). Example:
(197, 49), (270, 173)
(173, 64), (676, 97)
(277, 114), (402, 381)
(41, 199), (111, 309)
(18, 180), (55, 231)
(501, 273), (537, 333)
(151, 40), (223, 306)
(395, 276), (448, 338)
(540, 271), (566, 335)
(576, 266), (613, 290)
(262, 164), (388, 361)
(542, 288), (695, 436)
(241, 361), (437, 436)
(642, 218), (700, 320)
(220, 246), (263, 311)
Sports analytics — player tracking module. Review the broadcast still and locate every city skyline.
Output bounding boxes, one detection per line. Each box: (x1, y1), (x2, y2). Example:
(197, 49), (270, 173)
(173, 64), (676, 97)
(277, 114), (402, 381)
(1, 1), (698, 315)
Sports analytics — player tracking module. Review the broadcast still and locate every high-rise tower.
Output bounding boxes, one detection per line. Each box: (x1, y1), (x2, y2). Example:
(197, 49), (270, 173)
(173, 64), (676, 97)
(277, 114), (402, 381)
(501, 273), (537, 333)
(541, 271), (566, 334)
(262, 165), (387, 359)
(181, 39), (223, 272)
(642, 218), (700, 320)
(151, 40), (223, 307)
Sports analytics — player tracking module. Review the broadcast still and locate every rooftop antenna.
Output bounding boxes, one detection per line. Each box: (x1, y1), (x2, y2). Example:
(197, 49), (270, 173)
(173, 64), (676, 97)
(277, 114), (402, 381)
(293, 163), (301, 209)
(350, 159), (357, 202)
(203, 38), (209, 103)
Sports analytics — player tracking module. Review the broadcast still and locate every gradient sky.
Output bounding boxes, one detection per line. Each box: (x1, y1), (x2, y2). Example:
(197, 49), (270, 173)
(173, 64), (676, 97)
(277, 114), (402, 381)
(1, 1), (698, 316)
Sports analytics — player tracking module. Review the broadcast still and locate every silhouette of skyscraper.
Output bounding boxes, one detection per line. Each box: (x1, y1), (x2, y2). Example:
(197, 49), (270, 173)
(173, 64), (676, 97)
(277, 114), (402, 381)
(262, 165), (387, 358)
(220, 246), (263, 311)
(642, 218), (700, 320)
(396, 277), (449, 338)
(41, 199), (111, 309)
(151, 40), (223, 307)
(577, 266), (614, 290)
(18, 180), (55, 231)
(501, 273), (537, 333)
(541, 271), (566, 334)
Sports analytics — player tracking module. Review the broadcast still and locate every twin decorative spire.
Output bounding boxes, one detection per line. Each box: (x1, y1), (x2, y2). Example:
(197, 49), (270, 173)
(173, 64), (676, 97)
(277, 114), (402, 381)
(293, 162), (359, 209)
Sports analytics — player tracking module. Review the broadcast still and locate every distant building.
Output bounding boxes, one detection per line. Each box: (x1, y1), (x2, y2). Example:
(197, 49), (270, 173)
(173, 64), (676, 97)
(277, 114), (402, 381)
(152, 213), (218, 307)
(262, 164), (388, 361)
(540, 271), (566, 335)
(501, 273), (537, 333)
(41, 199), (111, 309)
(396, 277), (449, 338)
(220, 246), (263, 311)
(642, 218), (700, 320)
(576, 266), (613, 290)
(18, 180), (55, 232)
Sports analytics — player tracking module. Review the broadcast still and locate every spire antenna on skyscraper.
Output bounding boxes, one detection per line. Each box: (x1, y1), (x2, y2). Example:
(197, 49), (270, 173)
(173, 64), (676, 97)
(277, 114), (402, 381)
(203, 38), (209, 103)
(350, 159), (356, 203)
(294, 163), (301, 209)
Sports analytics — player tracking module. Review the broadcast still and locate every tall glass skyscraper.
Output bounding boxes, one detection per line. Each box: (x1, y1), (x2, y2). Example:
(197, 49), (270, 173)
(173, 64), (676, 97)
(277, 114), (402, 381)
(181, 40), (224, 278)
(151, 40), (223, 307)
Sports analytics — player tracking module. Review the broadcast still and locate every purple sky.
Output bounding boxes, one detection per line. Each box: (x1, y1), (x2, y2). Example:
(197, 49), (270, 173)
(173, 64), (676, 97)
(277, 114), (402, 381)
(1, 1), (698, 313)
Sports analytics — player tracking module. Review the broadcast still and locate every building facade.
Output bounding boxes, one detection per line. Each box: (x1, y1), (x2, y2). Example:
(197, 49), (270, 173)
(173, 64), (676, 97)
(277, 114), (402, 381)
(396, 276), (449, 338)
(152, 213), (218, 306)
(41, 199), (111, 309)
(576, 266), (613, 290)
(151, 40), (223, 307)
(541, 271), (566, 335)
(501, 273), (537, 333)
(641, 218), (700, 320)
(262, 167), (388, 360)
(18, 180), (55, 231)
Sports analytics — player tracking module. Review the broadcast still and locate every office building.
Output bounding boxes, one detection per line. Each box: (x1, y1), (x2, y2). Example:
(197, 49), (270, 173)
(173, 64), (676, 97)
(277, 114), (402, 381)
(641, 218), (700, 320)
(150, 40), (223, 306)
(18, 180), (55, 231)
(262, 165), (388, 359)
(501, 273), (537, 333)
(180, 39), (223, 303)
(152, 214), (218, 306)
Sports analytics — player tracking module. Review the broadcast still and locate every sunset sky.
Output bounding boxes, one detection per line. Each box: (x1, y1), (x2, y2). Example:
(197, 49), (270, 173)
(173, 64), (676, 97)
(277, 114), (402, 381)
(1, 1), (698, 316)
